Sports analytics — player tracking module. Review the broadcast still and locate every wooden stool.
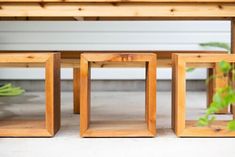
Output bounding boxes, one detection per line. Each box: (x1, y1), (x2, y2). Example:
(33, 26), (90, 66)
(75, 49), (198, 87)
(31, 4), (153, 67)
(0, 53), (61, 137)
(80, 53), (156, 137)
(172, 53), (235, 137)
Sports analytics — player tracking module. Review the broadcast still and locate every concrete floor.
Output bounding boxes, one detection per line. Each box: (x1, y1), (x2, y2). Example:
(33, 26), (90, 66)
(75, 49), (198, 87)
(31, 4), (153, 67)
(0, 91), (235, 157)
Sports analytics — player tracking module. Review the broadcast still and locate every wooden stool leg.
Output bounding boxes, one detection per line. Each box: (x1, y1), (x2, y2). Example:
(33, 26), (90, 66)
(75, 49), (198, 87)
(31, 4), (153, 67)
(207, 68), (214, 108)
(231, 20), (235, 114)
(171, 54), (176, 132)
(73, 68), (80, 114)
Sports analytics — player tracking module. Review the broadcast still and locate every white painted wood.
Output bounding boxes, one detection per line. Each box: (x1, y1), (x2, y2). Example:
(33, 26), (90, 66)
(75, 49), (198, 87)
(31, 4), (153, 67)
(0, 21), (230, 80)
(0, 21), (229, 32)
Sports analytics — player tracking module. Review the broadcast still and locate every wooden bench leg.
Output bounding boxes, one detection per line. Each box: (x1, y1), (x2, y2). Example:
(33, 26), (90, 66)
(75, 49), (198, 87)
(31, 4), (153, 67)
(73, 68), (80, 114)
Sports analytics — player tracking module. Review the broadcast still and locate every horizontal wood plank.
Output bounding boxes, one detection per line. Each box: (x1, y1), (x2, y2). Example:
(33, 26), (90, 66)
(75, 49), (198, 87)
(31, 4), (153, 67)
(0, 120), (52, 137)
(179, 120), (235, 137)
(0, 53), (51, 63)
(1, 3), (235, 18)
(2, 0), (235, 2)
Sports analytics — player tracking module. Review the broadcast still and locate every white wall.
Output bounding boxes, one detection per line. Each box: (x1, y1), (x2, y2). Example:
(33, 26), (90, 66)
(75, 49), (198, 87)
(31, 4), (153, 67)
(0, 21), (230, 80)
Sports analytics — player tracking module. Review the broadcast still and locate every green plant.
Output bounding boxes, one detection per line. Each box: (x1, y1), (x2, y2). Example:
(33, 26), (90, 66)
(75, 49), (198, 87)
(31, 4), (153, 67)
(197, 42), (235, 131)
(199, 42), (230, 52)
(0, 83), (25, 96)
(198, 60), (235, 130)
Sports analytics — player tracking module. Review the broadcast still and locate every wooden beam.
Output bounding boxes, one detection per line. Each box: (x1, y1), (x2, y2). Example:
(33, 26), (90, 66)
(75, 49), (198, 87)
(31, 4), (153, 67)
(0, 17), (230, 20)
(1, 3), (235, 18)
(2, 0), (235, 2)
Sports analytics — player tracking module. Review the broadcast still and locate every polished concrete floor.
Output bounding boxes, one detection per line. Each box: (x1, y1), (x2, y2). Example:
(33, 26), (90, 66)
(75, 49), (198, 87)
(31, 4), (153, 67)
(0, 91), (234, 157)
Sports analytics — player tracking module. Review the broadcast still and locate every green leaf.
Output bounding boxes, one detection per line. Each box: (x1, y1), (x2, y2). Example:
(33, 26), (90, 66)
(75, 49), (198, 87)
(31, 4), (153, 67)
(0, 89), (25, 96)
(219, 61), (231, 74)
(212, 92), (223, 105)
(199, 42), (230, 51)
(186, 67), (195, 72)
(208, 116), (216, 124)
(198, 116), (209, 126)
(0, 83), (25, 96)
(0, 83), (12, 90)
(227, 120), (235, 131)
(206, 104), (218, 115)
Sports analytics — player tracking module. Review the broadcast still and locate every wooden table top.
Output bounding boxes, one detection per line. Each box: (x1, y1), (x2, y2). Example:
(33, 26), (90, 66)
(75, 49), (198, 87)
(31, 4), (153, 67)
(1, 0), (235, 19)
(1, 0), (235, 2)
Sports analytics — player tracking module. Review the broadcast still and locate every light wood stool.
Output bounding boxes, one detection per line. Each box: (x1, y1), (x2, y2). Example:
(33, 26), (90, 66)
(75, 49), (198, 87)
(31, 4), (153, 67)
(172, 53), (235, 137)
(0, 53), (61, 137)
(80, 53), (156, 137)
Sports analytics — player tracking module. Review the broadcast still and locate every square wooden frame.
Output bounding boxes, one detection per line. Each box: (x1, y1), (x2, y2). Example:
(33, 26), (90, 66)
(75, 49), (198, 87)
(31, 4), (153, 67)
(80, 53), (156, 137)
(172, 53), (235, 137)
(0, 53), (61, 137)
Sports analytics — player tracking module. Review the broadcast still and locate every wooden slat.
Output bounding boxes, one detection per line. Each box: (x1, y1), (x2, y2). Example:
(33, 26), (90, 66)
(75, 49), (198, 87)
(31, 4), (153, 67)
(174, 54), (186, 136)
(0, 120), (52, 137)
(2, 0), (235, 2)
(45, 53), (61, 135)
(176, 53), (235, 63)
(83, 120), (153, 137)
(181, 120), (235, 137)
(231, 20), (235, 114)
(171, 53), (176, 132)
(231, 20), (235, 54)
(0, 53), (50, 63)
(1, 3), (235, 18)
(146, 54), (157, 136)
(0, 17), (231, 20)
(73, 68), (80, 114)
(207, 69), (214, 108)
(80, 54), (90, 136)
